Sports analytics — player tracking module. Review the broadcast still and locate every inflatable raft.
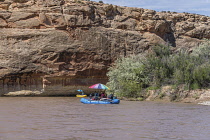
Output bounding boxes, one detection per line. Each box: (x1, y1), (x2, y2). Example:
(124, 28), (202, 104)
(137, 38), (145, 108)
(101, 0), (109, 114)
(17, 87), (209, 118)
(76, 94), (87, 97)
(80, 98), (120, 104)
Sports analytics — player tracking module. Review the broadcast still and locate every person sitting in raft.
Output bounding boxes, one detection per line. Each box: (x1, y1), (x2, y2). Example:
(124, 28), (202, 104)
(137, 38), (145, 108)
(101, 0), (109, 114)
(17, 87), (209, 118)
(100, 92), (107, 98)
(90, 91), (100, 100)
(94, 96), (100, 100)
(89, 92), (94, 99)
(108, 94), (114, 99)
(94, 91), (99, 97)
(99, 92), (106, 100)
(80, 91), (85, 95)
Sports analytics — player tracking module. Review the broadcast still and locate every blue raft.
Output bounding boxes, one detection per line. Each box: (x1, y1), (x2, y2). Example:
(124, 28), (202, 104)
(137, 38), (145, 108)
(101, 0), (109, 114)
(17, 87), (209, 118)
(80, 98), (120, 104)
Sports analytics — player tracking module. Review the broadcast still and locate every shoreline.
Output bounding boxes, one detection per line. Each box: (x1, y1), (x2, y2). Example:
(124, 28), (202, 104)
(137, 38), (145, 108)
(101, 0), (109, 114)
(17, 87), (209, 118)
(1, 89), (210, 105)
(120, 87), (210, 104)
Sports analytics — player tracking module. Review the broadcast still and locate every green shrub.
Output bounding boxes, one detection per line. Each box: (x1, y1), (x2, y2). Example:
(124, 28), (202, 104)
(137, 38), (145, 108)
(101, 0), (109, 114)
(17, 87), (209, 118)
(137, 97), (144, 101)
(146, 86), (160, 91)
(107, 40), (210, 98)
(158, 92), (166, 99)
(193, 64), (210, 88)
(107, 55), (148, 98)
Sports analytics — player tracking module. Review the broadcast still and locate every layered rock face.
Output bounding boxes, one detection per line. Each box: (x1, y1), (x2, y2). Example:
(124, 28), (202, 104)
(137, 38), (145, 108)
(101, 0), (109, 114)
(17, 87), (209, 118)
(0, 0), (209, 96)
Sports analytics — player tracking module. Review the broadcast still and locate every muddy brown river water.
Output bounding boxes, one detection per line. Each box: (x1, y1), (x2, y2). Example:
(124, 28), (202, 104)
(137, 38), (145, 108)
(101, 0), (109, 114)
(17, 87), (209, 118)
(0, 97), (210, 140)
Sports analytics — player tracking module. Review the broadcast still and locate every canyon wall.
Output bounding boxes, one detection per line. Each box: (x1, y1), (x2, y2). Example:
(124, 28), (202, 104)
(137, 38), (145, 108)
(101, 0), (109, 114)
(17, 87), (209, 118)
(0, 0), (209, 96)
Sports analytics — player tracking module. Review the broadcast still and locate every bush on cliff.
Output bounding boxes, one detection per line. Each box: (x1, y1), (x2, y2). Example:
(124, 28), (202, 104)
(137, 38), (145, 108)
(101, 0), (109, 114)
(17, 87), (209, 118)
(107, 40), (210, 98)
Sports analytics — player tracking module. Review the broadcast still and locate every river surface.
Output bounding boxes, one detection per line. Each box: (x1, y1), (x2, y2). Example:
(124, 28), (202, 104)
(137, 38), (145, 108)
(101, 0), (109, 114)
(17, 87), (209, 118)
(0, 97), (210, 140)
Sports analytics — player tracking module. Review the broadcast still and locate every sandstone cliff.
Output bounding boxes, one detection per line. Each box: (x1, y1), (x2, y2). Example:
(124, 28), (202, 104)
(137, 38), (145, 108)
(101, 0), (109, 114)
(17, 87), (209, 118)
(0, 0), (209, 96)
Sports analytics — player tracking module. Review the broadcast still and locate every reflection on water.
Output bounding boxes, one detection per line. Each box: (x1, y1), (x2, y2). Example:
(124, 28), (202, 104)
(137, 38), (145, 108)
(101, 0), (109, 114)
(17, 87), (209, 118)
(0, 97), (210, 140)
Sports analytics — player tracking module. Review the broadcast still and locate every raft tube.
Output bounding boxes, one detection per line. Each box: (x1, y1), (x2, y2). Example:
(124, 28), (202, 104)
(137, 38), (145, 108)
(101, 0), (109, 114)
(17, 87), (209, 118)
(80, 98), (120, 104)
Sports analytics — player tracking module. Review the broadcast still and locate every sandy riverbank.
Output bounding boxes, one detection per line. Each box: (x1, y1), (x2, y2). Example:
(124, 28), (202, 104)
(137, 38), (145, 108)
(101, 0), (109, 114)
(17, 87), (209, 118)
(2, 87), (210, 105)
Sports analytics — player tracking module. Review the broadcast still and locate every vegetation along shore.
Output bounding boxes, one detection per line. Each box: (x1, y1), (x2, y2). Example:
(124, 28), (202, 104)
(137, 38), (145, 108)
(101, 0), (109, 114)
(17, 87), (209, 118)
(106, 41), (210, 103)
